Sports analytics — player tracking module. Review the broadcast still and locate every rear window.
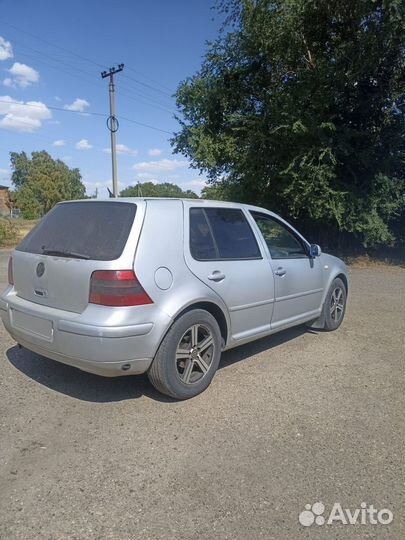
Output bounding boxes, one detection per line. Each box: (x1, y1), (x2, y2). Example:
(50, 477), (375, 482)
(190, 207), (261, 260)
(17, 201), (136, 261)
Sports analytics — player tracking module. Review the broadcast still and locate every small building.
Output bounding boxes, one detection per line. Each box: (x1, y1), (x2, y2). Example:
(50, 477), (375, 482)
(0, 185), (10, 216)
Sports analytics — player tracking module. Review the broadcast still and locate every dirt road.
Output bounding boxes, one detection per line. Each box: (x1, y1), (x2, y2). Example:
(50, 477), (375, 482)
(0, 249), (404, 540)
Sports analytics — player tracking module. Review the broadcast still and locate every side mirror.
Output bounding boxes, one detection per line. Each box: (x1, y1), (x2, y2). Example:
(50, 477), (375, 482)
(309, 244), (322, 258)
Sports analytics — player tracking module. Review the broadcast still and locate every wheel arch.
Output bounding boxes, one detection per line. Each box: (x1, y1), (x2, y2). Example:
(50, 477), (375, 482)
(173, 302), (229, 348)
(321, 271), (349, 307)
(336, 272), (349, 296)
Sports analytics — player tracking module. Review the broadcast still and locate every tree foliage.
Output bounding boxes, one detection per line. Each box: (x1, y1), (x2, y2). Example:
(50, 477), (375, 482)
(120, 181), (198, 199)
(10, 151), (86, 219)
(173, 0), (405, 247)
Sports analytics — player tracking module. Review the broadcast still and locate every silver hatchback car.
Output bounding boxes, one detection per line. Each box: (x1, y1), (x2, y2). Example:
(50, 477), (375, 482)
(1, 198), (348, 399)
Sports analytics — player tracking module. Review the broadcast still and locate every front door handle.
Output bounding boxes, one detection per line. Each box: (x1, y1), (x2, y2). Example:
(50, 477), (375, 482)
(275, 267), (287, 277)
(208, 270), (226, 282)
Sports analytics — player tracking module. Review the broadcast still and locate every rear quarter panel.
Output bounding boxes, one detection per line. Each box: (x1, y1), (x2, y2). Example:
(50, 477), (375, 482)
(134, 200), (231, 334)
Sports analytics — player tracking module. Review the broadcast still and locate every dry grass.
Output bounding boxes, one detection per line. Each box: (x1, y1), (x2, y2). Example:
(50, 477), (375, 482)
(344, 255), (404, 269)
(329, 247), (405, 268)
(0, 218), (39, 248)
(14, 219), (39, 240)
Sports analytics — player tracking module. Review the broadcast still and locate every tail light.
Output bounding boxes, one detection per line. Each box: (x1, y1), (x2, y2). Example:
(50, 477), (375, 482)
(8, 257), (13, 285)
(89, 270), (152, 307)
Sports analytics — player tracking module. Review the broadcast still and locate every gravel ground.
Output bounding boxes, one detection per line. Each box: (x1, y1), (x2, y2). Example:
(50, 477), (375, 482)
(0, 249), (404, 540)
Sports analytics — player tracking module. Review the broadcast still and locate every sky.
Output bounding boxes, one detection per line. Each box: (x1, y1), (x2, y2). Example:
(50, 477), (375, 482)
(0, 0), (223, 196)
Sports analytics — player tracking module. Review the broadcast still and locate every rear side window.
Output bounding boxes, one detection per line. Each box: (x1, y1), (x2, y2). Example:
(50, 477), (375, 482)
(190, 207), (261, 260)
(189, 208), (217, 260)
(17, 202), (136, 261)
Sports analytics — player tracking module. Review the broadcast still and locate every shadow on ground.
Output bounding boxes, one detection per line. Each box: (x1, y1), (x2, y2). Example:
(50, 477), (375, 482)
(7, 325), (309, 403)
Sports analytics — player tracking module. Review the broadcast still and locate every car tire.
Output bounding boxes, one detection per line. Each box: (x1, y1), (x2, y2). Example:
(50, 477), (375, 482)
(323, 277), (347, 331)
(148, 309), (222, 400)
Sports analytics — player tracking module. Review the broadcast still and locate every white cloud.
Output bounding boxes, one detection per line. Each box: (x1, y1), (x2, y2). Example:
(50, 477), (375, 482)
(0, 95), (51, 132)
(0, 167), (10, 176)
(61, 156), (72, 162)
(54, 96), (62, 102)
(0, 37), (13, 61)
(3, 62), (39, 88)
(75, 139), (92, 150)
(148, 148), (162, 157)
(64, 98), (90, 112)
(136, 172), (155, 180)
(185, 179), (207, 189)
(103, 144), (137, 156)
(132, 158), (188, 173)
(52, 139), (65, 147)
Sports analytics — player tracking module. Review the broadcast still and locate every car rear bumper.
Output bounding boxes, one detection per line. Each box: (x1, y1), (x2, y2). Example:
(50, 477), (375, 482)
(0, 291), (171, 377)
(11, 334), (153, 377)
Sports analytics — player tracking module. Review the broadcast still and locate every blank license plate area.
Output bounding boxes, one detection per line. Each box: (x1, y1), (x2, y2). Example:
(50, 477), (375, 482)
(11, 309), (53, 340)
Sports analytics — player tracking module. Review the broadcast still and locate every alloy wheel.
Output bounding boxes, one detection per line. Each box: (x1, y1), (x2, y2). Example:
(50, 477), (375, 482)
(330, 286), (344, 322)
(176, 324), (215, 384)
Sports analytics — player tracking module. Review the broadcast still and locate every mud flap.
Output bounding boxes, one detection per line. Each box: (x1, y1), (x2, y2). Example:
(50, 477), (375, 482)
(306, 309), (326, 329)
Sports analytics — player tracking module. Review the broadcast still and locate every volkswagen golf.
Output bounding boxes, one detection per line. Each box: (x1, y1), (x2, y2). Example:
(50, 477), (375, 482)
(0, 198), (348, 399)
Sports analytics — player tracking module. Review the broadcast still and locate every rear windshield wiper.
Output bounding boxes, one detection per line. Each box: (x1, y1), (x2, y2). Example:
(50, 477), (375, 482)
(41, 248), (90, 260)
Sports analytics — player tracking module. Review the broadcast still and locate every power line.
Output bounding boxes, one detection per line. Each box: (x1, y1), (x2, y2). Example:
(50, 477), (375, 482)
(9, 36), (100, 79)
(15, 51), (175, 115)
(125, 66), (174, 94)
(1, 20), (176, 99)
(8, 50), (103, 95)
(117, 77), (175, 108)
(0, 22), (176, 134)
(121, 72), (173, 98)
(0, 99), (173, 134)
(118, 114), (172, 134)
(9, 40), (176, 115)
(116, 84), (176, 115)
(0, 20), (107, 69)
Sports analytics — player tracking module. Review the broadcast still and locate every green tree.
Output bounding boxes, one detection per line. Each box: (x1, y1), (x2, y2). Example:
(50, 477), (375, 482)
(120, 181), (199, 199)
(10, 151), (86, 218)
(9, 151), (31, 189)
(172, 0), (405, 247)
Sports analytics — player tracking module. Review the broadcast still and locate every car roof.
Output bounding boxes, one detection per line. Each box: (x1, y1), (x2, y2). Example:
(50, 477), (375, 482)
(59, 196), (272, 213)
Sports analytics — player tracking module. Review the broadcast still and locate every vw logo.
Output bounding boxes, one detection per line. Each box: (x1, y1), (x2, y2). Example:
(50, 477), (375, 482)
(36, 262), (45, 277)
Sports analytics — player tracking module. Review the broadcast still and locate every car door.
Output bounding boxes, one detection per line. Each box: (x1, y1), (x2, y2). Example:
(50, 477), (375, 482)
(250, 211), (323, 329)
(184, 204), (275, 342)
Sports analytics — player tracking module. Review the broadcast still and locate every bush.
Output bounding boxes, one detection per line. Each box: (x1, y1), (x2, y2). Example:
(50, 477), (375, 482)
(0, 218), (18, 247)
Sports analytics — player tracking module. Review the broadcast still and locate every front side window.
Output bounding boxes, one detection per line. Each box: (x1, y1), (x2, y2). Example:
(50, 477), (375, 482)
(190, 207), (261, 260)
(251, 212), (307, 259)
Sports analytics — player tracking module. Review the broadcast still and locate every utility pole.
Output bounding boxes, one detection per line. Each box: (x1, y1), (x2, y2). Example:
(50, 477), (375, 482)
(101, 64), (124, 197)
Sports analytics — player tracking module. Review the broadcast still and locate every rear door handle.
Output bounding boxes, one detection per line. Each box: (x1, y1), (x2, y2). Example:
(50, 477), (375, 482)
(208, 270), (226, 282)
(275, 267), (287, 277)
